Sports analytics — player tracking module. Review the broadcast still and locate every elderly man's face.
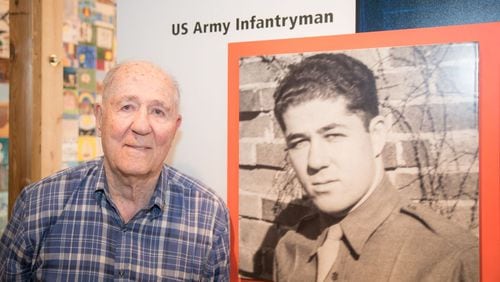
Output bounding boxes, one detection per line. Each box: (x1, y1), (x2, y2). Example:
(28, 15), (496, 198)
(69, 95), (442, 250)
(283, 97), (382, 216)
(96, 64), (181, 179)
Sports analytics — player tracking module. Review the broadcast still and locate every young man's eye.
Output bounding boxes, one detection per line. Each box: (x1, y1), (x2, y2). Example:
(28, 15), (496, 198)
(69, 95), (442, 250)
(325, 133), (346, 141)
(286, 139), (309, 151)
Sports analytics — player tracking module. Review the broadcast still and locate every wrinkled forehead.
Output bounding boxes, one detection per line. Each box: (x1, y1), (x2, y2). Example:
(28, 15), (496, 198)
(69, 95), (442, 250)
(103, 62), (177, 100)
(112, 63), (171, 86)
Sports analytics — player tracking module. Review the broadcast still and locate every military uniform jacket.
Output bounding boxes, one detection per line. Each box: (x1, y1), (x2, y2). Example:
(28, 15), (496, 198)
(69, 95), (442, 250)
(273, 176), (479, 282)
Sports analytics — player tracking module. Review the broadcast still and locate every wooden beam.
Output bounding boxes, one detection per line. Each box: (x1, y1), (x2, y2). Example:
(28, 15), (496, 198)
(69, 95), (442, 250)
(36, 1), (63, 177)
(8, 0), (63, 216)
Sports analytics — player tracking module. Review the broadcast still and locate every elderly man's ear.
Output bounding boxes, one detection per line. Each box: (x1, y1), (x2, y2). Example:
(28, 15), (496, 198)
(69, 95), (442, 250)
(94, 104), (103, 137)
(369, 115), (387, 158)
(175, 114), (182, 129)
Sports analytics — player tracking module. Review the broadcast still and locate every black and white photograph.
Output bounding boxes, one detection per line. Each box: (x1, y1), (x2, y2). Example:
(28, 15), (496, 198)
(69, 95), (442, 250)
(238, 43), (479, 281)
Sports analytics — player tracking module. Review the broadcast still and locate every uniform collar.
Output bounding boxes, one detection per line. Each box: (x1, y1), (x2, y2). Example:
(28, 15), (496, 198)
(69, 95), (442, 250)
(307, 175), (400, 259)
(340, 175), (400, 256)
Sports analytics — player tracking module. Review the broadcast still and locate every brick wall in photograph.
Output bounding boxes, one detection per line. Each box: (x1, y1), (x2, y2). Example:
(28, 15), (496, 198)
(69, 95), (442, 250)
(238, 43), (479, 280)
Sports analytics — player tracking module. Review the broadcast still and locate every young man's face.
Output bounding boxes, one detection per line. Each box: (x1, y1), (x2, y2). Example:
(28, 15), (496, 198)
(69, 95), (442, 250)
(282, 97), (382, 216)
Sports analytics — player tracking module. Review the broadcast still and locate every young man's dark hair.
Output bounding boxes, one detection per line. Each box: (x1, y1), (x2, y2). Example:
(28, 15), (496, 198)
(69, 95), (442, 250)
(274, 53), (379, 131)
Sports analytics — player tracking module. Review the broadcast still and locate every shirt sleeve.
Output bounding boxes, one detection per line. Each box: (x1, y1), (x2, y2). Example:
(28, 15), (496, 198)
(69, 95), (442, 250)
(203, 202), (230, 282)
(449, 246), (479, 282)
(424, 245), (479, 282)
(0, 189), (34, 281)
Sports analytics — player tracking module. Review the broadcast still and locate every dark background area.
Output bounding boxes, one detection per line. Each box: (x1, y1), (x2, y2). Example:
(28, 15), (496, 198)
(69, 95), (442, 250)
(357, 0), (500, 32)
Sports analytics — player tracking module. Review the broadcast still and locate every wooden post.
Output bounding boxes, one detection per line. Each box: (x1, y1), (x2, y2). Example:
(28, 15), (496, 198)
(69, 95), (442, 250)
(8, 0), (63, 216)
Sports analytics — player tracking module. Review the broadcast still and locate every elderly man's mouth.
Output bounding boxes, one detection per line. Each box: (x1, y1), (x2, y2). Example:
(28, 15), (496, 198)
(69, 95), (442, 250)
(125, 144), (152, 150)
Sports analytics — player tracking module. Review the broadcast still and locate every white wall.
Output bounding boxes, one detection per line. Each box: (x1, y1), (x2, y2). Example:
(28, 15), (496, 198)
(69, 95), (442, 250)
(0, 84), (7, 101)
(116, 0), (355, 201)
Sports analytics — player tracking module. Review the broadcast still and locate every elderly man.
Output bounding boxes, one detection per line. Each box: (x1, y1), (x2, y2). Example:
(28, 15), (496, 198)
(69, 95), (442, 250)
(272, 53), (478, 282)
(0, 61), (230, 281)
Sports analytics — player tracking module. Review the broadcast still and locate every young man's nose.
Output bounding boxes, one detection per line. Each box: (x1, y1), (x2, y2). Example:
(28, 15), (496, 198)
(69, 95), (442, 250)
(307, 140), (329, 174)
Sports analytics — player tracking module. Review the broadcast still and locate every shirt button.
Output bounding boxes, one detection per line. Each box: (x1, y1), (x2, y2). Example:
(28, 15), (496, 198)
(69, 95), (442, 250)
(331, 272), (338, 280)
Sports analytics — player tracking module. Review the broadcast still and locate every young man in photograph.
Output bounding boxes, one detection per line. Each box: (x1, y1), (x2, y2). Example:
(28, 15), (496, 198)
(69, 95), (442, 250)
(272, 53), (478, 282)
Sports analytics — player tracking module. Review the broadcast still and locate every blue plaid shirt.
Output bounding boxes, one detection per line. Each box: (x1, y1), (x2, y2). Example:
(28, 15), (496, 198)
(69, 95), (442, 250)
(0, 158), (230, 281)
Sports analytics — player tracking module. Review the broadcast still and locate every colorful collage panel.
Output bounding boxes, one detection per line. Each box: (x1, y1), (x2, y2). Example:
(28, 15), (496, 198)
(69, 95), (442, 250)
(62, 0), (116, 168)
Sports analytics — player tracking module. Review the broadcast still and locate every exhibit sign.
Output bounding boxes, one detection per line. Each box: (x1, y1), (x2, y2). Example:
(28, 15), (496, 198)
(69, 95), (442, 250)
(117, 0), (356, 201)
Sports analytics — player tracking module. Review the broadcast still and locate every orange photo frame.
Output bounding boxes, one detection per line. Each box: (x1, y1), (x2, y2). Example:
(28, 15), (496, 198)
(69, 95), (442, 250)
(228, 22), (500, 281)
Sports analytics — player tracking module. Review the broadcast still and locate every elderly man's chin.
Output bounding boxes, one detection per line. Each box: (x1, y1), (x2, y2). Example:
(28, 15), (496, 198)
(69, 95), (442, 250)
(116, 161), (156, 177)
(115, 153), (162, 176)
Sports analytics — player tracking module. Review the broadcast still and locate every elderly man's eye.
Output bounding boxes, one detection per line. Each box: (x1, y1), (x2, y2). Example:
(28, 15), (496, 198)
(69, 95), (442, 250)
(152, 108), (166, 116)
(121, 104), (133, 111)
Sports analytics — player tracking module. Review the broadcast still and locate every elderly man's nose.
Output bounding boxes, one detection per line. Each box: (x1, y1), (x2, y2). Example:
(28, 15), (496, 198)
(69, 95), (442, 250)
(131, 109), (152, 135)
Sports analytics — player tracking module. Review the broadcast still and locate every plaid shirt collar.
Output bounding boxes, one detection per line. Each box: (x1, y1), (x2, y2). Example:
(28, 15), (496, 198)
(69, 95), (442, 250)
(91, 158), (167, 219)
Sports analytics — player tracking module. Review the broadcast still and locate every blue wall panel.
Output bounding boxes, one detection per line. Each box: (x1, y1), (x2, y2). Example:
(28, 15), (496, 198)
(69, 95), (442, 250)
(357, 0), (500, 32)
